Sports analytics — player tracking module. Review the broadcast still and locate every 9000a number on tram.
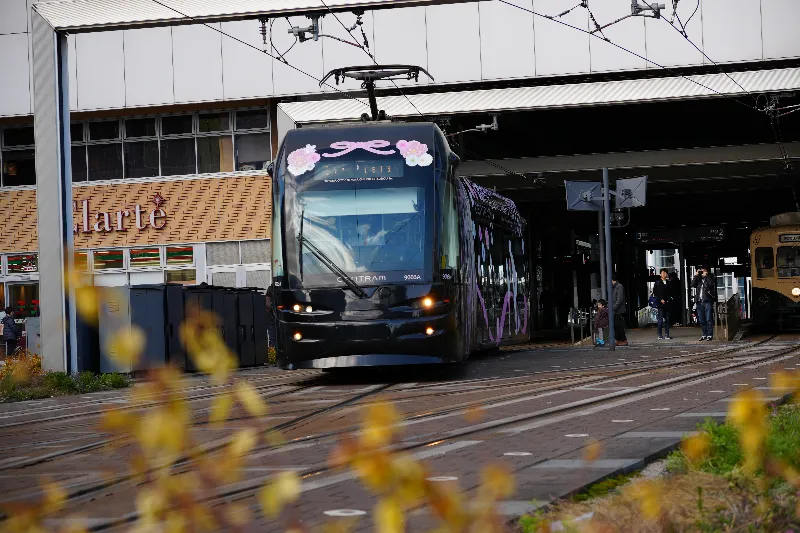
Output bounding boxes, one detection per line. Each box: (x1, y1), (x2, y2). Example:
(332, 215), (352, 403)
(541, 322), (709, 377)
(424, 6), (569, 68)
(269, 122), (531, 369)
(751, 213), (800, 330)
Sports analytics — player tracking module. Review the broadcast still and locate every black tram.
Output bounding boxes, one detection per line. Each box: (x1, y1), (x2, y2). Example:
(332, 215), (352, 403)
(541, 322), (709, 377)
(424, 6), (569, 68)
(751, 213), (800, 330)
(269, 122), (530, 369)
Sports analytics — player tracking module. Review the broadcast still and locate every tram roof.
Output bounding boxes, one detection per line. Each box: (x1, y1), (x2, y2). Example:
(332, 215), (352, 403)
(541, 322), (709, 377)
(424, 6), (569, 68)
(33, 0), (469, 32)
(278, 66), (800, 124)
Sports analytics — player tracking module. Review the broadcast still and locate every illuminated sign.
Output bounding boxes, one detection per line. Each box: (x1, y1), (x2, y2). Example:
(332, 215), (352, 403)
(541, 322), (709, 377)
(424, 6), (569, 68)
(779, 234), (800, 243)
(72, 193), (167, 234)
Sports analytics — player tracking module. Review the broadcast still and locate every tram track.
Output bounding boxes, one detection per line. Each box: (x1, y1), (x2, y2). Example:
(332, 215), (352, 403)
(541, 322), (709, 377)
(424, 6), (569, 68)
(0, 336), (787, 526)
(65, 338), (800, 532)
(0, 337), (779, 473)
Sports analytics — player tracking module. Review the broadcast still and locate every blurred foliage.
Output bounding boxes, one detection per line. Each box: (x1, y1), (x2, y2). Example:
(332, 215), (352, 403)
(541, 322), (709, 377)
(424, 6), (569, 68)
(0, 279), (523, 533)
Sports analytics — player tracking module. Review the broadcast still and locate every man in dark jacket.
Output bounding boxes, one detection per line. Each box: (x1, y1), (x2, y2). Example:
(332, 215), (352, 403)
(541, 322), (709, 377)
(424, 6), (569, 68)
(653, 268), (674, 340)
(692, 267), (717, 341)
(611, 275), (628, 346)
(2, 307), (21, 356)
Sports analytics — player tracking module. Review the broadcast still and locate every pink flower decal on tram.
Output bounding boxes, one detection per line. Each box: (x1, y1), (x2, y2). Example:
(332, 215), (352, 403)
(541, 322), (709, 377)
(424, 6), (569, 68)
(396, 140), (433, 167)
(287, 144), (321, 176)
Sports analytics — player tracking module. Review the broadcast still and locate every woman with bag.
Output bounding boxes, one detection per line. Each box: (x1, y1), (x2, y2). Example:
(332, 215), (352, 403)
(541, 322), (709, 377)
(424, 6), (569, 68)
(652, 268), (674, 340)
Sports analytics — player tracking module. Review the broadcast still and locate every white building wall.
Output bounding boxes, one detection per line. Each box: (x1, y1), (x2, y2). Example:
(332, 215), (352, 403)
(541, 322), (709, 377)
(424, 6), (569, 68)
(2, 0), (800, 117)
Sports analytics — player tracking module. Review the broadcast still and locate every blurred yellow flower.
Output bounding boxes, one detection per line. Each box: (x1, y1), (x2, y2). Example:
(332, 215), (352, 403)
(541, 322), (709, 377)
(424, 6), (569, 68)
(229, 428), (258, 457)
(583, 439), (603, 463)
(480, 464), (515, 499)
(258, 471), (301, 518)
(105, 326), (146, 368)
(234, 381), (268, 418)
(681, 432), (711, 465)
(209, 392), (234, 427)
(628, 480), (662, 520)
(375, 498), (405, 533)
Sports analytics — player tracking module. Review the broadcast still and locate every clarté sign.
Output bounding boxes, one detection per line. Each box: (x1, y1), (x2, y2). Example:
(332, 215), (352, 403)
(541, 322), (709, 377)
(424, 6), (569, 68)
(73, 193), (168, 234)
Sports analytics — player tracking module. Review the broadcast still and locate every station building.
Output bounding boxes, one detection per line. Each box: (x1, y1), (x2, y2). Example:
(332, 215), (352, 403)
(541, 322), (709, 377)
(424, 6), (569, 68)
(2, 0), (800, 330)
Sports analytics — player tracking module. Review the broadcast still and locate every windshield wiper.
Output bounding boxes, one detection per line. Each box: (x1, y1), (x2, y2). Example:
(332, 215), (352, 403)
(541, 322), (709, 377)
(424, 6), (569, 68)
(297, 211), (368, 298)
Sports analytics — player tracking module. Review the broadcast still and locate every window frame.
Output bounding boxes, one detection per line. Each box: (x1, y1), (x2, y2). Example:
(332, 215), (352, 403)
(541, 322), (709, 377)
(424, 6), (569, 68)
(755, 246), (775, 279)
(2, 108), (271, 188)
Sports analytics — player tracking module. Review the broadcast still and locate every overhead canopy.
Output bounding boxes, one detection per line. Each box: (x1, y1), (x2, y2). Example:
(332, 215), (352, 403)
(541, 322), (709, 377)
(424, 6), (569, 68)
(278, 66), (800, 125)
(33, 0), (458, 32)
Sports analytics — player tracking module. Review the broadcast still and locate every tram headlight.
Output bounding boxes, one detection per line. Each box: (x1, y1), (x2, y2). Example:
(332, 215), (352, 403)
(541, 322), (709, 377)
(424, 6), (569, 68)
(305, 306), (313, 313)
(293, 332), (303, 341)
(293, 304), (302, 312)
(792, 287), (800, 297)
(425, 327), (435, 336)
(422, 297), (434, 308)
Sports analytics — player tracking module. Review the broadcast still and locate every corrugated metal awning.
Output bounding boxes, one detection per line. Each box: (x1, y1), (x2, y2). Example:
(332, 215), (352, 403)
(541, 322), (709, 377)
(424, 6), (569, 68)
(33, 0), (458, 32)
(278, 67), (800, 125)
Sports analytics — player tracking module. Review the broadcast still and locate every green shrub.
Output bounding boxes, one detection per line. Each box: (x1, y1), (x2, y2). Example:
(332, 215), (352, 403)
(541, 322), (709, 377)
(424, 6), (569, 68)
(75, 371), (102, 393)
(694, 418), (743, 476)
(766, 405), (800, 470)
(41, 372), (77, 393)
(99, 373), (131, 389)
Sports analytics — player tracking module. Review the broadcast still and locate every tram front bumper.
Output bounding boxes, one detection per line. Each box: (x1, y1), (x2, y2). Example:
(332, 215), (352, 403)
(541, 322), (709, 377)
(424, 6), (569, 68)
(276, 312), (457, 369)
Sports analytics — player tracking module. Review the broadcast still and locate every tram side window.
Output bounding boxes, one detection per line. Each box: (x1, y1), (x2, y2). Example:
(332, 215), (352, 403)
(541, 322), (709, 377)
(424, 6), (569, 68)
(438, 177), (459, 271)
(756, 247), (775, 278)
(777, 246), (800, 278)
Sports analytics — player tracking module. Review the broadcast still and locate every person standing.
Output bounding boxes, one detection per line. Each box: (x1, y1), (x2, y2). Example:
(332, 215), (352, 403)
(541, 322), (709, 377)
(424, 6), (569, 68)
(693, 267), (717, 341)
(2, 307), (21, 357)
(594, 299), (609, 346)
(611, 275), (628, 346)
(653, 268), (674, 340)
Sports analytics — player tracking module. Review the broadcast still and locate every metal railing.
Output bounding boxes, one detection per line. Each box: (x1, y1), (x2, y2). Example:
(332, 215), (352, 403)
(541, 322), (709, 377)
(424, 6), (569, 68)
(637, 306), (658, 328)
(568, 308), (594, 346)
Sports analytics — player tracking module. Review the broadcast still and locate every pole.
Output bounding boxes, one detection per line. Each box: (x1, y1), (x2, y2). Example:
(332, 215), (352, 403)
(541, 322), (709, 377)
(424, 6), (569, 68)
(603, 168), (615, 351)
(598, 211), (607, 299)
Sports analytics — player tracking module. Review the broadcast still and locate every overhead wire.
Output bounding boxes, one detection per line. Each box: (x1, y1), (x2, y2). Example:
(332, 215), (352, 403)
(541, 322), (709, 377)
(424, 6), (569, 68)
(495, 0), (760, 113)
(639, 0), (755, 101)
(144, 0), (371, 111)
(317, 0), (537, 184)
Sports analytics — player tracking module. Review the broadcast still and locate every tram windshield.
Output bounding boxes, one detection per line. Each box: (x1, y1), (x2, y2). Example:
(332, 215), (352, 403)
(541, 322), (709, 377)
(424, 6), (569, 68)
(777, 246), (800, 278)
(277, 125), (438, 289)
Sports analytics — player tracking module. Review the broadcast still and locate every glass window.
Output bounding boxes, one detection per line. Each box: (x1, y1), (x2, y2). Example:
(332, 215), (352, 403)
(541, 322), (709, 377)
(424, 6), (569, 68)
(161, 115), (193, 135)
(8, 283), (39, 318)
(89, 121), (120, 140)
(199, 112), (230, 132)
(93, 249), (125, 270)
(2, 149), (36, 186)
(74, 251), (89, 272)
(756, 247), (774, 279)
(777, 246), (800, 278)
(70, 123), (84, 142)
(197, 136), (234, 173)
(160, 138), (196, 176)
(125, 118), (157, 138)
(437, 176), (459, 270)
(235, 133), (271, 171)
(3, 126), (35, 147)
(207, 242), (240, 265)
(7, 254), (38, 274)
(166, 269), (196, 284)
(130, 247), (162, 267)
(241, 240), (270, 264)
(235, 109), (269, 130)
(124, 141), (159, 179)
(71, 146), (87, 181)
(88, 143), (123, 181)
(166, 246), (194, 265)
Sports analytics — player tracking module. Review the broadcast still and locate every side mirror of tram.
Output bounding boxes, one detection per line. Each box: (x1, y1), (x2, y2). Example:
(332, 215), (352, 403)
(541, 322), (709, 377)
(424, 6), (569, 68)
(266, 161), (274, 177)
(448, 153), (460, 169)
